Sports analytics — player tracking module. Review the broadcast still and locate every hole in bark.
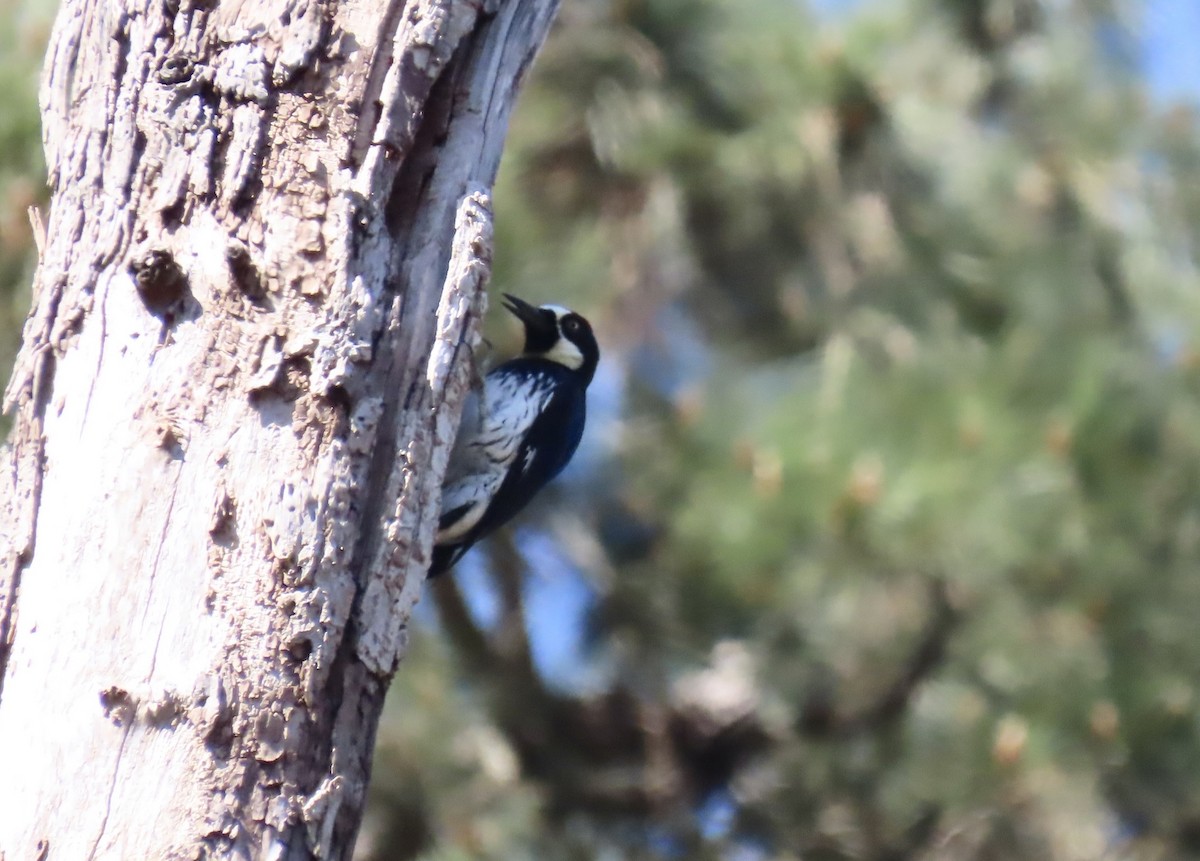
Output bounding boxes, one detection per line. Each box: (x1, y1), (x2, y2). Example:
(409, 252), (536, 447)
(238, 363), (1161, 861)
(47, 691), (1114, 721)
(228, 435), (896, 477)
(205, 708), (235, 760)
(130, 248), (196, 326)
(282, 356), (310, 396)
(154, 421), (186, 460)
(287, 636), (313, 662)
(100, 686), (136, 727)
(276, 558), (305, 587)
(325, 384), (352, 414)
(161, 196), (186, 230)
(156, 54), (195, 86)
(318, 384), (352, 438)
(226, 243), (270, 307)
(351, 192), (372, 231)
(230, 175), (263, 219)
(210, 494), (238, 547)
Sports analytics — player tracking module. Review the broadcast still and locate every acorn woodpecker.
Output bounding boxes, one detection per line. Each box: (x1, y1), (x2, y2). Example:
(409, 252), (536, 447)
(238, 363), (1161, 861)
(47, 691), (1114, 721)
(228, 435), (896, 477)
(430, 294), (600, 577)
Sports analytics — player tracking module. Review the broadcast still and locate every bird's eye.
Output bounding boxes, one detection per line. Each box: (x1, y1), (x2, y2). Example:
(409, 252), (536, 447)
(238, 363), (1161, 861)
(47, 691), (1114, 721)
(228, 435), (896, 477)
(562, 318), (580, 335)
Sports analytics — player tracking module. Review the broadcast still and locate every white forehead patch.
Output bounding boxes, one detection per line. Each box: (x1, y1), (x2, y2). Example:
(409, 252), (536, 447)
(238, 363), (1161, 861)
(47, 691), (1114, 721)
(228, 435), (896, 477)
(539, 304), (572, 317)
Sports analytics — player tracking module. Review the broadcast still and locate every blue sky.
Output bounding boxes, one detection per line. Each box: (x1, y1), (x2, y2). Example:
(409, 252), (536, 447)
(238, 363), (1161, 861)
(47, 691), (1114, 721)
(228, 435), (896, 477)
(1143, 0), (1200, 103)
(808, 0), (1200, 105)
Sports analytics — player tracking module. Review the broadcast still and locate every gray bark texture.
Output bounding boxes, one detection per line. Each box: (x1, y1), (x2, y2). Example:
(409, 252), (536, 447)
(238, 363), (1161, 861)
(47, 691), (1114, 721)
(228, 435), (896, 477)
(0, 0), (559, 857)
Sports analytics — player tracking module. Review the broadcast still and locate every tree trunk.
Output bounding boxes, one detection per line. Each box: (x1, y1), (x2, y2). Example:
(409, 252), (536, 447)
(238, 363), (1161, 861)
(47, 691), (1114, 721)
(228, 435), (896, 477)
(0, 0), (558, 857)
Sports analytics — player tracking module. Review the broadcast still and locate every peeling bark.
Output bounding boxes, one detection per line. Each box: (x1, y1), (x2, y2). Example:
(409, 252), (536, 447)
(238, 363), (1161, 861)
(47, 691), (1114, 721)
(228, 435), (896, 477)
(0, 0), (558, 858)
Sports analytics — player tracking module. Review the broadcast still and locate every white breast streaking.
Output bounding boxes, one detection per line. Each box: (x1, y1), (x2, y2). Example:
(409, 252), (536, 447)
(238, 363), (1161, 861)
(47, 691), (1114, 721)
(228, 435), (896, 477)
(436, 369), (557, 543)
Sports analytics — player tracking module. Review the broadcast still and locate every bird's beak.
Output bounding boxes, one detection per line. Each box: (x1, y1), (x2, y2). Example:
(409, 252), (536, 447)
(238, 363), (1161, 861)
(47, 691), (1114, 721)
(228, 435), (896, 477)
(502, 293), (555, 340)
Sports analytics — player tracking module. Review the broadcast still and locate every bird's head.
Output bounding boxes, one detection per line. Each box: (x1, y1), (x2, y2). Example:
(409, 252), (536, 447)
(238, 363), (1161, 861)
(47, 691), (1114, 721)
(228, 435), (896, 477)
(502, 293), (599, 383)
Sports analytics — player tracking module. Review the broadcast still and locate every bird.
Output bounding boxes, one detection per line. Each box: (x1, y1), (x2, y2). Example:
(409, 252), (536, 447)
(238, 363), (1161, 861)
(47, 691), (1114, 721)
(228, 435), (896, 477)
(429, 294), (600, 577)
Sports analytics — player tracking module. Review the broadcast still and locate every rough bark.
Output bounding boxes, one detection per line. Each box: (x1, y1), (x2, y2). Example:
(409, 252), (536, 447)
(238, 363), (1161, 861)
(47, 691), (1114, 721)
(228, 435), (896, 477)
(0, 0), (559, 857)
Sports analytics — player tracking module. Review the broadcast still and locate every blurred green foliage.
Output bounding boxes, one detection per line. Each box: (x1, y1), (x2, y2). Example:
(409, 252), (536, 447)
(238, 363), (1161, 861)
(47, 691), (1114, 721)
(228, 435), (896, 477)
(5, 0), (1200, 858)
(0, 0), (52, 426)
